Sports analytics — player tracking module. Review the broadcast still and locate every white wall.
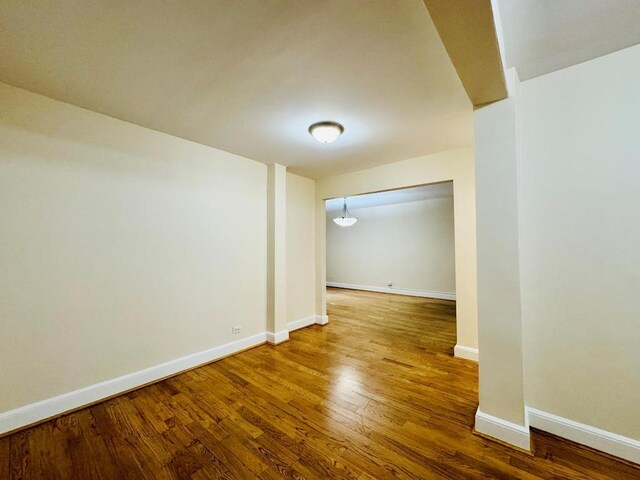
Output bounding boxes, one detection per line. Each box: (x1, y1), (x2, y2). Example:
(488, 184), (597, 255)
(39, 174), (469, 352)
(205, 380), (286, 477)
(0, 83), (267, 414)
(316, 147), (478, 352)
(286, 172), (316, 323)
(519, 45), (640, 440)
(326, 197), (455, 295)
(474, 44), (640, 457)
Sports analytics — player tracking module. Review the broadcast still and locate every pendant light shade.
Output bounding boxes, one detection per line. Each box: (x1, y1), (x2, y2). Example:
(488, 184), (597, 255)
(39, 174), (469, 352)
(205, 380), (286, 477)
(333, 198), (358, 227)
(333, 216), (358, 227)
(309, 121), (344, 144)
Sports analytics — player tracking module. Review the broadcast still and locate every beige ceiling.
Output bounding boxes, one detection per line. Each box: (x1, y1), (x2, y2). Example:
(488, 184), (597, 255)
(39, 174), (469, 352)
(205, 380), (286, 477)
(0, 0), (472, 178)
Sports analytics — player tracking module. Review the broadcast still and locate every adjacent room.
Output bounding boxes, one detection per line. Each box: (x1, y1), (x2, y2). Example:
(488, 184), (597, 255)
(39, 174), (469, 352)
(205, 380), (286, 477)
(1, 1), (638, 478)
(325, 184), (462, 353)
(326, 184), (456, 302)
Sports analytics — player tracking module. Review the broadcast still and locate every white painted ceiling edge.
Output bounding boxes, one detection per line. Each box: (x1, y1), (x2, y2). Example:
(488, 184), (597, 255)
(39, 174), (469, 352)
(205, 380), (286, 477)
(325, 182), (453, 212)
(497, 0), (640, 80)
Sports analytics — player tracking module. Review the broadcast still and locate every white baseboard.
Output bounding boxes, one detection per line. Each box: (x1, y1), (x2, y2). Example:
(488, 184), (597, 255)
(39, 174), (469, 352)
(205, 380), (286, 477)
(475, 408), (531, 451)
(454, 344), (479, 362)
(527, 407), (640, 465)
(326, 282), (456, 301)
(475, 406), (640, 465)
(266, 329), (289, 344)
(0, 332), (268, 436)
(287, 315), (329, 332)
(287, 315), (316, 332)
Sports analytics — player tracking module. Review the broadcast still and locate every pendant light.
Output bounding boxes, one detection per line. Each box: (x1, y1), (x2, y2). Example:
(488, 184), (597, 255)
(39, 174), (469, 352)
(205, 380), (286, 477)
(333, 198), (358, 227)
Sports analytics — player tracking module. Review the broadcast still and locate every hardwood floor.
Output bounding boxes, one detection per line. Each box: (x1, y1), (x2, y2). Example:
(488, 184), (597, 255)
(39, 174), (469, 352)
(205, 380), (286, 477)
(1, 287), (638, 479)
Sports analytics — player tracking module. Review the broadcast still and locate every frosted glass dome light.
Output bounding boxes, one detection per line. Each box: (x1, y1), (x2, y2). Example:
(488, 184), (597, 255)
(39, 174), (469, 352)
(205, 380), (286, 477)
(333, 198), (358, 227)
(333, 216), (358, 227)
(309, 121), (344, 144)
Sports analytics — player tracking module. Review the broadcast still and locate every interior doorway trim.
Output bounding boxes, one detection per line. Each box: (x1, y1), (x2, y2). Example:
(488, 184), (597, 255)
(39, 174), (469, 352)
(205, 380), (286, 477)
(315, 147), (478, 358)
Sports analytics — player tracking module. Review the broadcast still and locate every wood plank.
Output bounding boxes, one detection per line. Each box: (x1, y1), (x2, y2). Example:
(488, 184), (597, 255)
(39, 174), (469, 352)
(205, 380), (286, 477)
(2, 288), (637, 478)
(0, 435), (10, 480)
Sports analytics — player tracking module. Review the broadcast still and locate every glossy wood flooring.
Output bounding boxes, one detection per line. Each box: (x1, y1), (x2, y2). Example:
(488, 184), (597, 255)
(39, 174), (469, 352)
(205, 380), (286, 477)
(2, 288), (639, 479)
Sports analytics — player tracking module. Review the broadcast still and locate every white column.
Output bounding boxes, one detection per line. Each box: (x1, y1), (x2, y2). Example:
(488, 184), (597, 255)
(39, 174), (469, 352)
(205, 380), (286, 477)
(474, 68), (529, 450)
(314, 196), (328, 324)
(266, 163), (288, 344)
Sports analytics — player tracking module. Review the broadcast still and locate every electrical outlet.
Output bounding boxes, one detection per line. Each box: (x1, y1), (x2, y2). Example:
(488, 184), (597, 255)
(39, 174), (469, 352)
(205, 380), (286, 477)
(231, 326), (242, 334)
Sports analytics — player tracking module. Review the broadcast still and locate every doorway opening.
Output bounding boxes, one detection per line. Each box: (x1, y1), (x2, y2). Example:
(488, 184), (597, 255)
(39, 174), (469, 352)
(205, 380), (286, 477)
(324, 182), (459, 357)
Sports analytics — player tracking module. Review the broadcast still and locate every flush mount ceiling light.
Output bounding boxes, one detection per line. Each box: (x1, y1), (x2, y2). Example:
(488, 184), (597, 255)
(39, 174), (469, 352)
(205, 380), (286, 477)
(308, 121), (344, 144)
(333, 197), (358, 227)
